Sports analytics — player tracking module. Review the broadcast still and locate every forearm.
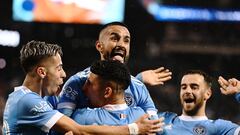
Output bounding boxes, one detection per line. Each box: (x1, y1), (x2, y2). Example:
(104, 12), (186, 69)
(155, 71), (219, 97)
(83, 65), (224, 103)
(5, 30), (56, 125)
(53, 115), (130, 135)
(80, 125), (129, 135)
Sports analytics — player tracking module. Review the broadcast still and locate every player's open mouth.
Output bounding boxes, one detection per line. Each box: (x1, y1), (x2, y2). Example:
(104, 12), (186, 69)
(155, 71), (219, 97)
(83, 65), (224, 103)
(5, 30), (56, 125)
(110, 47), (126, 63)
(184, 98), (195, 103)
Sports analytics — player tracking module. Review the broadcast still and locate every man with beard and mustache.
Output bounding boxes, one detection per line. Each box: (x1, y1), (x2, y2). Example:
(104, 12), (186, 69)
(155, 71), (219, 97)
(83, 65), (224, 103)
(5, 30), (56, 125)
(52, 21), (171, 119)
(157, 70), (240, 135)
(218, 76), (240, 103)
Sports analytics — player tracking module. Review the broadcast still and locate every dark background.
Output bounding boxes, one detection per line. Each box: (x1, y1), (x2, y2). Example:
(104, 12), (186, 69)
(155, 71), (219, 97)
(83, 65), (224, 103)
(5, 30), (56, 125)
(1, 0), (240, 131)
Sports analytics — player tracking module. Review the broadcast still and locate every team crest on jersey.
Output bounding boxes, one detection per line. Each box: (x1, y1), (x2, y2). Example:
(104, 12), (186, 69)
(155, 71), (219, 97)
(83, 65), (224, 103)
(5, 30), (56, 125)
(193, 125), (207, 135)
(124, 93), (134, 106)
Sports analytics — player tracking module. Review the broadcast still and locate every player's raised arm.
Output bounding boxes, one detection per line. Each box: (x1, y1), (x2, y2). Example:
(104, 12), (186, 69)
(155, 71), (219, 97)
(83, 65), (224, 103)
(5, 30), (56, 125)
(218, 76), (240, 95)
(136, 67), (172, 86)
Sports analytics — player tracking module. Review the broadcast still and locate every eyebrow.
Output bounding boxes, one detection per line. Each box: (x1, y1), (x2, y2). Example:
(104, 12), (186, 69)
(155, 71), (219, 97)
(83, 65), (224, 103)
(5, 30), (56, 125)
(110, 32), (130, 39)
(181, 83), (199, 87)
(180, 84), (186, 87)
(56, 64), (63, 69)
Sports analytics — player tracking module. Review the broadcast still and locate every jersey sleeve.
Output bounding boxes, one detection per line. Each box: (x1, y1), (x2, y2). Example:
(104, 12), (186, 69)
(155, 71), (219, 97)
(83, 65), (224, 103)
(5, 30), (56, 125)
(44, 96), (59, 109)
(158, 111), (177, 124)
(57, 70), (89, 117)
(215, 119), (240, 135)
(18, 93), (63, 133)
(135, 73), (143, 82)
(129, 76), (157, 113)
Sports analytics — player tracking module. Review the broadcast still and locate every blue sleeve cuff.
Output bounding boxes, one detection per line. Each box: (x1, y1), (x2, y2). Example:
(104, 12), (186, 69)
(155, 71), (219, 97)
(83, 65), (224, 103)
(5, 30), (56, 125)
(235, 92), (240, 103)
(135, 73), (143, 82)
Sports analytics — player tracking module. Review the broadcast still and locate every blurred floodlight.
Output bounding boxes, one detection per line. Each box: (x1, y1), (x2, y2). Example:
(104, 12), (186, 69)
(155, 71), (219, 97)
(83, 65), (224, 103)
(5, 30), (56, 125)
(0, 29), (20, 47)
(0, 58), (6, 69)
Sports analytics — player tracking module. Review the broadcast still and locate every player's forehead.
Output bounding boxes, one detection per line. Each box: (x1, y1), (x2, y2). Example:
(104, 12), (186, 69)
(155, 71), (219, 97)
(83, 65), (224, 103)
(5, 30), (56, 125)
(101, 25), (130, 37)
(181, 74), (205, 85)
(39, 53), (62, 67)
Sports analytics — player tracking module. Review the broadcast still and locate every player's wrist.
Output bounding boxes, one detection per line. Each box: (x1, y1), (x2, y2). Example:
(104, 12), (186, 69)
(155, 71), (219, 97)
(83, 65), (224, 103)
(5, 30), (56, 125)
(128, 123), (139, 135)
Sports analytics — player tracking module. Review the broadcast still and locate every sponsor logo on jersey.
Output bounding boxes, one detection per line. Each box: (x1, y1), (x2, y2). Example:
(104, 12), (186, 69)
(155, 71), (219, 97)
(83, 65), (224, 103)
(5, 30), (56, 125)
(193, 125), (207, 135)
(124, 93), (134, 106)
(62, 86), (78, 100)
(30, 101), (52, 115)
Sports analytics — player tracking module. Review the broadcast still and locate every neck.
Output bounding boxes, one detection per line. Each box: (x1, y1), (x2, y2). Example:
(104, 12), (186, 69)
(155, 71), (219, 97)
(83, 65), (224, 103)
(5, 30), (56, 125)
(22, 74), (43, 97)
(108, 94), (125, 105)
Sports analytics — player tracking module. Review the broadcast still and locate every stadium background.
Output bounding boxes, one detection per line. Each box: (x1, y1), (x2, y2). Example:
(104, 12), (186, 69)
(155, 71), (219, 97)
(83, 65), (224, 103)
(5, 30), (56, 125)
(1, 0), (240, 133)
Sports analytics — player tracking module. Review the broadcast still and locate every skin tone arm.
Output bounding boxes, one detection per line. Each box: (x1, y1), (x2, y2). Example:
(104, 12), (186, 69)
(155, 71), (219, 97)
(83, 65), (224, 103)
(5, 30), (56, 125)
(141, 67), (172, 86)
(52, 114), (164, 135)
(218, 76), (240, 95)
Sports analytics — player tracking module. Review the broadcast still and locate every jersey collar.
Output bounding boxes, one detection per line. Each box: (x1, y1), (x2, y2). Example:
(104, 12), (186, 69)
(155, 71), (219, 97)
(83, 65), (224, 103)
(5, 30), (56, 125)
(103, 103), (128, 111)
(179, 115), (208, 121)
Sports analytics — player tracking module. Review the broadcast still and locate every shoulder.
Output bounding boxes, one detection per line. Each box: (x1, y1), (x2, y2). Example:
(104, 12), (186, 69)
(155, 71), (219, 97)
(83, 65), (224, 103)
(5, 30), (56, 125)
(60, 67), (90, 94)
(66, 67), (90, 83)
(21, 93), (52, 109)
(158, 111), (177, 118)
(75, 67), (90, 78)
(129, 106), (145, 113)
(158, 111), (178, 123)
(130, 76), (146, 87)
(213, 119), (240, 134)
(213, 119), (238, 125)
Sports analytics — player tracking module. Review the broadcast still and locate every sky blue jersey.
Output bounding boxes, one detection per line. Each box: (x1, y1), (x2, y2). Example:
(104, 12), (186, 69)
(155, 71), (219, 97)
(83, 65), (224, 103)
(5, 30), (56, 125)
(56, 67), (157, 117)
(2, 86), (63, 135)
(158, 112), (240, 135)
(71, 104), (145, 125)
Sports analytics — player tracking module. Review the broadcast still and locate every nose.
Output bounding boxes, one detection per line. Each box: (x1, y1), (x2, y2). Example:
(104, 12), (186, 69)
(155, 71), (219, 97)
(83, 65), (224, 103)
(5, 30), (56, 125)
(185, 86), (192, 93)
(117, 39), (125, 47)
(61, 70), (66, 78)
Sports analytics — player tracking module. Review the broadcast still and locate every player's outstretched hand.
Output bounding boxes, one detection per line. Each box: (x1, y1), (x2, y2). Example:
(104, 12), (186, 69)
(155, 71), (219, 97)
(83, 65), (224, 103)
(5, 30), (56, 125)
(141, 67), (172, 86)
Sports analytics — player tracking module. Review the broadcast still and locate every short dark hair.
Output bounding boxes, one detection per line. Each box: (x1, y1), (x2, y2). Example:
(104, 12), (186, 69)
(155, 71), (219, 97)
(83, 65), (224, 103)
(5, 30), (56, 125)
(99, 22), (129, 38)
(20, 40), (63, 73)
(181, 70), (212, 87)
(90, 60), (131, 92)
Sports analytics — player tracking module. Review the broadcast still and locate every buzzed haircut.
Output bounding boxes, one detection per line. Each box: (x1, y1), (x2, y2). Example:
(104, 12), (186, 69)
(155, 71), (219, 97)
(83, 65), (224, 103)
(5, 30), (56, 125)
(98, 22), (129, 38)
(20, 40), (62, 73)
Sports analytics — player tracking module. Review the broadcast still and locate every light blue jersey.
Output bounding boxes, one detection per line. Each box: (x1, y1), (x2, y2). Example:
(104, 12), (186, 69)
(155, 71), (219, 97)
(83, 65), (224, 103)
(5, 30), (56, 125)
(158, 112), (240, 135)
(2, 86), (63, 135)
(72, 104), (145, 125)
(57, 67), (157, 117)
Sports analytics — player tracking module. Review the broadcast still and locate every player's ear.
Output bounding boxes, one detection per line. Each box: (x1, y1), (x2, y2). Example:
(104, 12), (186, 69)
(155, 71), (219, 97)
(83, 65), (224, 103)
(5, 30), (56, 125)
(96, 40), (103, 53)
(36, 66), (47, 79)
(204, 88), (212, 100)
(104, 87), (112, 99)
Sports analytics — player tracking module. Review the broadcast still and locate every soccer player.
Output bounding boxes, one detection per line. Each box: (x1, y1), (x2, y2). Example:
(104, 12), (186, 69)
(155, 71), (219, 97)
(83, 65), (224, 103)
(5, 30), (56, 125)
(218, 76), (240, 103)
(72, 60), (164, 127)
(56, 22), (171, 117)
(158, 70), (240, 135)
(2, 40), (162, 135)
